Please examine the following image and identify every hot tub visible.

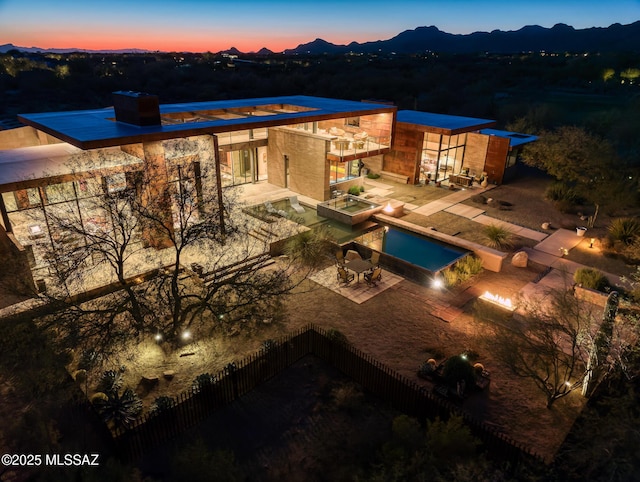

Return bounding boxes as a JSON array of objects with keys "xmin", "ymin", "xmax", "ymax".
[{"xmin": 316, "ymin": 195, "xmax": 382, "ymax": 225}]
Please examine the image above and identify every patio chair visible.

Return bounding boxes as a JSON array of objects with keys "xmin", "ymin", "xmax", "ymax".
[
  {"xmin": 345, "ymin": 249, "xmax": 361, "ymax": 261},
  {"xmin": 364, "ymin": 267, "xmax": 382, "ymax": 286},
  {"xmin": 337, "ymin": 265, "xmax": 354, "ymax": 285},
  {"xmin": 335, "ymin": 250, "xmax": 345, "ymax": 264},
  {"xmin": 369, "ymin": 251, "xmax": 380, "ymax": 267},
  {"xmin": 289, "ymin": 196, "xmax": 305, "ymax": 214}
]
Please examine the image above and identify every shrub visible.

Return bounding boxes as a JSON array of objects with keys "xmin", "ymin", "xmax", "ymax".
[
  {"xmin": 261, "ymin": 338, "xmax": 277, "ymax": 352},
  {"xmin": 366, "ymin": 172, "xmax": 380, "ymax": 179},
  {"xmin": 545, "ymin": 182, "xmax": 578, "ymax": 203},
  {"xmin": 574, "ymin": 267, "xmax": 610, "ymax": 292},
  {"xmin": 455, "ymin": 255, "xmax": 483, "ymax": 277},
  {"xmin": 470, "ymin": 194, "xmax": 487, "ymax": 204},
  {"xmin": 608, "ymin": 217, "xmax": 640, "ymax": 245},
  {"xmin": 150, "ymin": 396, "xmax": 175, "ymax": 416},
  {"xmin": 192, "ymin": 373, "xmax": 217, "ymax": 393},
  {"xmin": 442, "ymin": 256, "xmax": 483, "ymax": 288},
  {"xmin": 332, "ymin": 383, "xmax": 364, "ymax": 412},
  {"xmin": 325, "ymin": 328, "xmax": 350, "ymax": 345},
  {"xmin": 483, "ymin": 224, "xmax": 513, "ymax": 250},
  {"xmin": 442, "ymin": 268, "xmax": 459, "ymax": 288},
  {"xmin": 348, "ymin": 186, "xmax": 361, "ymax": 196},
  {"xmin": 442, "ymin": 355, "xmax": 475, "ymax": 387}
]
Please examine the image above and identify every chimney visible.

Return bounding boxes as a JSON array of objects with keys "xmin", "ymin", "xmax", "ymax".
[{"xmin": 112, "ymin": 91, "xmax": 161, "ymax": 126}]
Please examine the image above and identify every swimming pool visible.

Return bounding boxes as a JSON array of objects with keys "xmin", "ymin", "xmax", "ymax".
[{"xmin": 381, "ymin": 227, "xmax": 467, "ymax": 272}]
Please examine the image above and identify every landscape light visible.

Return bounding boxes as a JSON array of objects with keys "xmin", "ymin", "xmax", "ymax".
[
  {"xmin": 431, "ymin": 277, "xmax": 444, "ymax": 289},
  {"xmin": 154, "ymin": 333, "xmax": 162, "ymax": 342},
  {"xmin": 589, "ymin": 238, "xmax": 595, "ymax": 248},
  {"xmin": 182, "ymin": 330, "xmax": 191, "ymax": 340}
]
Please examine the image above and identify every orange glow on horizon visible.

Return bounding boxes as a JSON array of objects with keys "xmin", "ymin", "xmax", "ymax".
[{"xmin": 5, "ymin": 30, "xmax": 310, "ymax": 53}]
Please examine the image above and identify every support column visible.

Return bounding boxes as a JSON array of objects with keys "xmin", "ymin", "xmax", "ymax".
[
  {"xmin": 211, "ymin": 135, "xmax": 226, "ymax": 234},
  {"xmin": 123, "ymin": 141, "xmax": 174, "ymax": 249}
]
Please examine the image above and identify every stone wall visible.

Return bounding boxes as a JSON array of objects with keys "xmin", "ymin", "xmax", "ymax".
[
  {"xmin": 0, "ymin": 126, "xmax": 63, "ymax": 149},
  {"xmin": 267, "ymin": 128, "xmax": 330, "ymax": 201},
  {"xmin": 464, "ymin": 133, "xmax": 489, "ymax": 178}
]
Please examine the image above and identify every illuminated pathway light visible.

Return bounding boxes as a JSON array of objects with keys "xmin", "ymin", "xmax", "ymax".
[{"xmin": 383, "ymin": 202, "xmax": 394, "ymax": 214}]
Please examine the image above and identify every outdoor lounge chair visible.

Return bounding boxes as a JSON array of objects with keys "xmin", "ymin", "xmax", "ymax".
[
  {"xmin": 264, "ymin": 201, "xmax": 277, "ymax": 214},
  {"xmin": 337, "ymin": 265, "xmax": 354, "ymax": 285},
  {"xmin": 335, "ymin": 250, "xmax": 345, "ymax": 264},
  {"xmin": 364, "ymin": 267, "xmax": 382, "ymax": 286},
  {"xmin": 289, "ymin": 196, "xmax": 305, "ymax": 214}
]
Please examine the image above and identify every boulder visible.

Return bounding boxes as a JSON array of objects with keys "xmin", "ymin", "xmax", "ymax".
[{"xmin": 511, "ymin": 251, "xmax": 528, "ymax": 268}]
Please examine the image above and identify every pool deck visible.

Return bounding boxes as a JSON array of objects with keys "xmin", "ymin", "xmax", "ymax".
[{"xmin": 236, "ymin": 179, "xmax": 629, "ymax": 309}]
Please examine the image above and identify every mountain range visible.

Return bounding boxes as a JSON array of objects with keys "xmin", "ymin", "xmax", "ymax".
[{"xmin": 2, "ymin": 21, "xmax": 639, "ymax": 56}]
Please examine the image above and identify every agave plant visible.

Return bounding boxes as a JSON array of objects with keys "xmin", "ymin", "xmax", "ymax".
[
  {"xmin": 149, "ymin": 395, "xmax": 175, "ymax": 416},
  {"xmin": 96, "ymin": 369, "xmax": 123, "ymax": 395},
  {"xmin": 608, "ymin": 217, "xmax": 640, "ymax": 245},
  {"xmin": 95, "ymin": 388, "xmax": 142, "ymax": 429},
  {"xmin": 483, "ymin": 224, "xmax": 514, "ymax": 250}
]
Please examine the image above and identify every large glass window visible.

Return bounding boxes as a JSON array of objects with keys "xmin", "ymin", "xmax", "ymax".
[
  {"xmin": 329, "ymin": 160, "xmax": 361, "ymax": 184},
  {"xmin": 421, "ymin": 132, "xmax": 467, "ymax": 181}
]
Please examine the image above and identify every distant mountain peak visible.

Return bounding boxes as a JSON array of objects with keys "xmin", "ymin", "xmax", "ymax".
[{"xmin": 3, "ymin": 22, "xmax": 640, "ymax": 56}]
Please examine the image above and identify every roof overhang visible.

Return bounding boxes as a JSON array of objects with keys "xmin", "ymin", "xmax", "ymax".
[
  {"xmin": 396, "ymin": 110, "xmax": 496, "ymax": 135},
  {"xmin": 0, "ymin": 143, "xmax": 143, "ymax": 192},
  {"xmin": 18, "ymin": 95, "xmax": 397, "ymax": 150},
  {"xmin": 479, "ymin": 129, "xmax": 538, "ymax": 148}
]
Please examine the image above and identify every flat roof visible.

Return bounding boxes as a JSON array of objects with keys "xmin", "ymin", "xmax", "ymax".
[
  {"xmin": 18, "ymin": 95, "xmax": 396, "ymax": 150},
  {"xmin": 479, "ymin": 129, "xmax": 538, "ymax": 147},
  {"xmin": 396, "ymin": 110, "xmax": 496, "ymax": 135},
  {"xmin": 0, "ymin": 143, "xmax": 143, "ymax": 191}
]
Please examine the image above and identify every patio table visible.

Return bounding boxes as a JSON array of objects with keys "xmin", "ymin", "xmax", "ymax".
[{"xmin": 345, "ymin": 258, "xmax": 373, "ymax": 283}]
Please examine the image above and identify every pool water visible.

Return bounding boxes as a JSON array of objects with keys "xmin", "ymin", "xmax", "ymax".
[
  {"xmin": 381, "ymin": 227, "xmax": 467, "ymax": 272},
  {"xmin": 270, "ymin": 199, "xmax": 375, "ymax": 243},
  {"xmin": 326, "ymin": 196, "xmax": 377, "ymax": 213}
]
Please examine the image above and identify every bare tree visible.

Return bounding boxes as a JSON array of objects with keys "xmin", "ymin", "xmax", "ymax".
[
  {"xmin": 132, "ymin": 146, "xmax": 330, "ymax": 343},
  {"xmin": 34, "ymin": 139, "xmax": 331, "ymax": 359},
  {"xmin": 476, "ymin": 282, "xmax": 596, "ymax": 408}
]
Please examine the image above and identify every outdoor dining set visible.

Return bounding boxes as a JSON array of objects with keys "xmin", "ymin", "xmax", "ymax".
[{"xmin": 336, "ymin": 249, "xmax": 383, "ymax": 287}]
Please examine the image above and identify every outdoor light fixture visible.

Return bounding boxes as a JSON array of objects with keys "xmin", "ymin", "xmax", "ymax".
[
  {"xmin": 431, "ymin": 277, "xmax": 444, "ymax": 289},
  {"xmin": 182, "ymin": 330, "xmax": 191, "ymax": 340},
  {"xmin": 154, "ymin": 333, "xmax": 162, "ymax": 342},
  {"xmin": 383, "ymin": 202, "xmax": 394, "ymax": 214},
  {"xmin": 589, "ymin": 238, "xmax": 595, "ymax": 248}
]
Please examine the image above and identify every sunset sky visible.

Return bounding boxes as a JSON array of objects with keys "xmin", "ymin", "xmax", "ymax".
[{"xmin": 1, "ymin": 0, "xmax": 639, "ymax": 53}]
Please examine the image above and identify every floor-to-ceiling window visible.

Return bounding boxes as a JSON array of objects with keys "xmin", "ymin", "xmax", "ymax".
[{"xmin": 420, "ymin": 132, "xmax": 467, "ymax": 182}]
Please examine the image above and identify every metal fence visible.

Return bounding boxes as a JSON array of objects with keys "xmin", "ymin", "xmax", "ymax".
[{"xmin": 111, "ymin": 325, "xmax": 543, "ymax": 467}]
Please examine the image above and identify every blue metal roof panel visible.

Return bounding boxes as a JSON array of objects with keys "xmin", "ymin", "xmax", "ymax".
[
  {"xmin": 479, "ymin": 129, "xmax": 538, "ymax": 147},
  {"xmin": 18, "ymin": 96, "xmax": 396, "ymax": 149},
  {"xmin": 396, "ymin": 110, "xmax": 495, "ymax": 133}
]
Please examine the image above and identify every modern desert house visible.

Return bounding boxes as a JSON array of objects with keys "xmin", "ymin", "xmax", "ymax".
[{"xmin": 0, "ymin": 92, "xmax": 535, "ymax": 293}]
